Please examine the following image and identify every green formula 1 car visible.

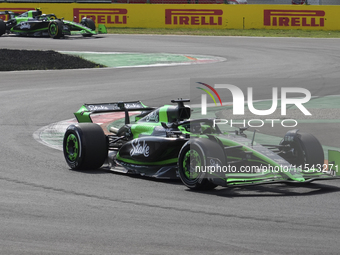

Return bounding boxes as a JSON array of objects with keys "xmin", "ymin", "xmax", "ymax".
[
  {"xmin": 0, "ymin": 8, "xmax": 106, "ymax": 38},
  {"xmin": 63, "ymin": 99, "xmax": 340, "ymax": 190}
]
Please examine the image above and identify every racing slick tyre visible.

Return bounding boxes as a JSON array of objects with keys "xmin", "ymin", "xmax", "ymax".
[
  {"xmin": 81, "ymin": 18, "xmax": 95, "ymax": 37},
  {"xmin": 178, "ymin": 141, "xmax": 218, "ymax": 190},
  {"xmin": 280, "ymin": 131, "xmax": 324, "ymax": 170},
  {"xmin": 63, "ymin": 123, "xmax": 108, "ymax": 170},
  {"xmin": 0, "ymin": 19, "xmax": 6, "ymax": 36},
  {"xmin": 48, "ymin": 20, "xmax": 63, "ymax": 39}
]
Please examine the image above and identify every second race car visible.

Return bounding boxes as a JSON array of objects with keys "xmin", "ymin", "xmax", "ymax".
[{"xmin": 0, "ymin": 8, "xmax": 106, "ymax": 38}]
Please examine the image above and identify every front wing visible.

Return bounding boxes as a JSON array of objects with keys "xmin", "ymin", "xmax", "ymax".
[{"xmin": 204, "ymin": 150, "xmax": 340, "ymax": 187}]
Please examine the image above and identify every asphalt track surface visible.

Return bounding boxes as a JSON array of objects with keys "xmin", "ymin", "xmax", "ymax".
[{"xmin": 1, "ymin": 34, "xmax": 340, "ymax": 255}]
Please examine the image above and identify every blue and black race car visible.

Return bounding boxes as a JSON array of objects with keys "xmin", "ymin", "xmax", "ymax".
[{"xmin": 63, "ymin": 99, "xmax": 340, "ymax": 190}]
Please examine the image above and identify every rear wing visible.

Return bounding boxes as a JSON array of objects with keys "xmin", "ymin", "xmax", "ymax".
[
  {"xmin": 0, "ymin": 11, "xmax": 13, "ymax": 15},
  {"xmin": 74, "ymin": 101, "xmax": 155, "ymax": 124},
  {"xmin": 0, "ymin": 11, "xmax": 18, "ymax": 19}
]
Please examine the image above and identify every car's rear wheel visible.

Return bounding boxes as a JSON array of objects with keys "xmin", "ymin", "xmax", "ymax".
[
  {"xmin": 63, "ymin": 123, "xmax": 108, "ymax": 170},
  {"xmin": 280, "ymin": 131, "xmax": 324, "ymax": 170},
  {"xmin": 178, "ymin": 142, "xmax": 217, "ymax": 190},
  {"xmin": 0, "ymin": 19, "xmax": 6, "ymax": 36},
  {"xmin": 48, "ymin": 20, "xmax": 63, "ymax": 39}
]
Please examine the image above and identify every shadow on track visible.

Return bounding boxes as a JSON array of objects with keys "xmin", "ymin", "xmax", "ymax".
[
  {"xmin": 68, "ymin": 167, "xmax": 184, "ymax": 185},
  {"xmin": 190, "ymin": 182, "xmax": 340, "ymax": 197},
  {"xmin": 69, "ymin": 167, "xmax": 340, "ymax": 196},
  {"xmin": 2, "ymin": 34, "xmax": 105, "ymax": 40}
]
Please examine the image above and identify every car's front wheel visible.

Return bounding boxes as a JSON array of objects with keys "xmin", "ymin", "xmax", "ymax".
[
  {"xmin": 178, "ymin": 142, "xmax": 217, "ymax": 190},
  {"xmin": 81, "ymin": 18, "xmax": 95, "ymax": 37},
  {"xmin": 280, "ymin": 131, "xmax": 324, "ymax": 170}
]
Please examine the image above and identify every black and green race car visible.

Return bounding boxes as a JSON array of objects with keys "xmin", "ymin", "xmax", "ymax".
[
  {"xmin": 0, "ymin": 8, "xmax": 106, "ymax": 38},
  {"xmin": 63, "ymin": 99, "xmax": 340, "ymax": 190}
]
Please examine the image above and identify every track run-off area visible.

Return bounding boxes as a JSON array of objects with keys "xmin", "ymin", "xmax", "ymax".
[
  {"xmin": 61, "ymin": 51, "xmax": 226, "ymax": 68},
  {"xmin": 1, "ymin": 34, "xmax": 340, "ymax": 254}
]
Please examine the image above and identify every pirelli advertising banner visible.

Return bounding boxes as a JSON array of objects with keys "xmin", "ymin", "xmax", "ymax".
[{"xmin": 1, "ymin": 3, "xmax": 339, "ymax": 31}]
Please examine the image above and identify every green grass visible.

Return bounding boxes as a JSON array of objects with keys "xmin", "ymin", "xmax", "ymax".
[{"xmin": 107, "ymin": 27, "xmax": 340, "ymax": 38}]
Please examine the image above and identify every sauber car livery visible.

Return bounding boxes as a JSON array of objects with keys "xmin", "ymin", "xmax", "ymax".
[
  {"xmin": 0, "ymin": 8, "xmax": 106, "ymax": 38},
  {"xmin": 63, "ymin": 99, "xmax": 340, "ymax": 190}
]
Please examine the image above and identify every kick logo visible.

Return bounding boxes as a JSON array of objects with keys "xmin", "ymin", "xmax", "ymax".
[{"xmin": 130, "ymin": 139, "xmax": 150, "ymax": 157}]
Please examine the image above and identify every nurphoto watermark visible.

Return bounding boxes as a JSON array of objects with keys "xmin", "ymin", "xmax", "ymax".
[{"xmin": 193, "ymin": 79, "xmax": 312, "ymax": 128}]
